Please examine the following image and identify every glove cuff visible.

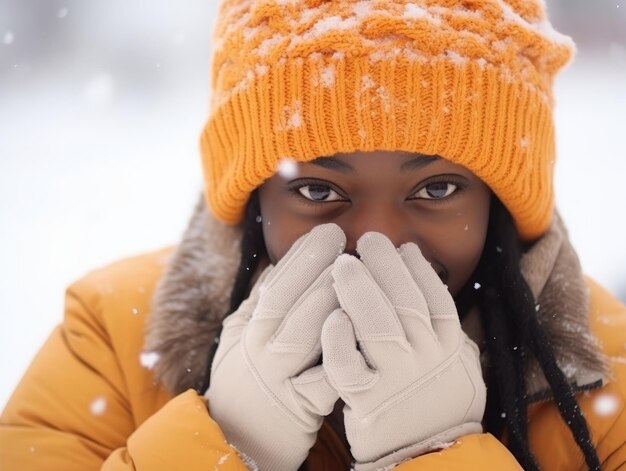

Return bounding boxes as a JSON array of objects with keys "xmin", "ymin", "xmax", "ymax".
[
  {"xmin": 228, "ymin": 429, "xmax": 317, "ymax": 471},
  {"xmin": 353, "ymin": 423, "xmax": 482, "ymax": 471}
]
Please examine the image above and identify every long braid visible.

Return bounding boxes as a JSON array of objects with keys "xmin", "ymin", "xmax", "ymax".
[
  {"xmin": 198, "ymin": 190, "xmax": 266, "ymax": 392},
  {"xmin": 477, "ymin": 198, "xmax": 600, "ymax": 470},
  {"xmin": 478, "ymin": 200, "xmax": 538, "ymax": 469},
  {"xmin": 526, "ymin": 316, "xmax": 600, "ymax": 470},
  {"xmin": 479, "ymin": 267, "xmax": 536, "ymax": 465},
  {"xmin": 226, "ymin": 190, "xmax": 267, "ymax": 313}
]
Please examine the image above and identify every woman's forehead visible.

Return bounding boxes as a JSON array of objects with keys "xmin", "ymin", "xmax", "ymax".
[{"xmin": 300, "ymin": 151, "xmax": 475, "ymax": 178}]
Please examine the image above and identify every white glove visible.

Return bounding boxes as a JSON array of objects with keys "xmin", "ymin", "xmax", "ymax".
[
  {"xmin": 322, "ymin": 232, "xmax": 486, "ymax": 470},
  {"xmin": 206, "ymin": 224, "xmax": 345, "ymax": 471}
]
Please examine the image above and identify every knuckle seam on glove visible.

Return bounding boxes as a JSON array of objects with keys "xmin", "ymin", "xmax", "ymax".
[
  {"xmin": 252, "ymin": 307, "xmax": 287, "ymax": 319},
  {"xmin": 332, "ymin": 370, "xmax": 380, "ymax": 392},
  {"xmin": 290, "ymin": 370, "xmax": 325, "ymax": 386},
  {"xmin": 394, "ymin": 307, "xmax": 439, "ymax": 341},
  {"xmin": 270, "ymin": 340, "xmax": 317, "ymax": 354},
  {"xmin": 286, "ymin": 380, "xmax": 327, "ymax": 428},
  {"xmin": 242, "ymin": 343, "xmax": 314, "ymax": 432},
  {"xmin": 458, "ymin": 355, "xmax": 484, "ymax": 422},
  {"xmin": 357, "ymin": 333, "xmax": 411, "ymax": 343},
  {"xmin": 345, "ymin": 303, "xmax": 405, "ymax": 341},
  {"xmin": 287, "ymin": 383, "xmax": 331, "ymax": 425},
  {"xmin": 360, "ymin": 347, "xmax": 463, "ymax": 419},
  {"xmin": 429, "ymin": 313, "xmax": 459, "ymax": 320}
]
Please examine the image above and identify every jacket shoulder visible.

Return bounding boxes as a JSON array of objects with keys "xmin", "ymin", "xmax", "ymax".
[
  {"xmin": 586, "ymin": 277, "xmax": 626, "ymax": 357},
  {"xmin": 68, "ymin": 247, "xmax": 174, "ymax": 316},
  {"xmin": 62, "ymin": 248, "xmax": 177, "ymax": 424},
  {"xmin": 0, "ymin": 248, "xmax": 178, "ymax": 468},
  {"xmin": 528, "ymin": 278, "xmax": 626, "ymax": 470}
]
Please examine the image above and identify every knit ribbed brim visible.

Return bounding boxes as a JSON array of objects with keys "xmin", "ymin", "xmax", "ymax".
[{"xmin": 200, "ymin": 0, "xmax": 574, "ymax": 240}]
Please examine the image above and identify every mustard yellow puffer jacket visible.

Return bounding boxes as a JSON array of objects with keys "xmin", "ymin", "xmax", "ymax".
[{"xmin": 1, "ymin": 210, "xmax": 625, "ymax": 470}]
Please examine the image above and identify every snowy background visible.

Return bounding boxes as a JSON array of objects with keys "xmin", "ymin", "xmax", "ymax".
[{"xmin": 1, "ymin": 1, "xmax": 625, "ymax": 409}]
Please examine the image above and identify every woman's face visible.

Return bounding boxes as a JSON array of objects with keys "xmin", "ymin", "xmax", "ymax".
[{"xmin": 258, "ymin": 151, "xmax": 491, "ymax": 297}]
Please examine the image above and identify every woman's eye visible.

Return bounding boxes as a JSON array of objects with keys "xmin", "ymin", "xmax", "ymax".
[
  {"xmin": 298, "ymin": 184, "xmax": 344, "ymax": 202},
  {"xmin": 415, "ymin": 182, "xmax": 458, "ymax": 199}
]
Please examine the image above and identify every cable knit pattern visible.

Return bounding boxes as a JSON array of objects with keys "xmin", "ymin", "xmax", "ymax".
[{"xmin": 200, "ymin": 0, "xmax": 574, "ymax": 240}]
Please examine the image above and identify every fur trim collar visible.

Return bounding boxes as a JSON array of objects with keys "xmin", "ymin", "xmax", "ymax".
[
  {"xmin": 145, "ymin": 198, "xmax": 607, "ymax": 400},
  {"xmin": 519, "ymin": 214, "xmax": 607, "ymax": 400},
  {"xmin": 144, "ymin": 198, "xmax": 241, "ymax": 393}
]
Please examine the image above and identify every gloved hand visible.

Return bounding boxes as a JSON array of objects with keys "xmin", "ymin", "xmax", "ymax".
[
  {"xmin": 206, "ymin": 224, "xmax": 345, "ymax": 471},
  {"xmin": 322, "ymin": 232, "xmax": 486, "ymax": 470}
]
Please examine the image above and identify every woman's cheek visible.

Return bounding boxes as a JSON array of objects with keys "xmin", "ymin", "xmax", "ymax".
[
  {"xmin": 261, "ymin": 215, "xmax": 316, "ymax": 264},
  {"xmin": 262, "ymin": 222, "xmax": 289, "ymax": 264},
  {"xmin": 447, "ymin": 224, "xmax": 489, "ymax": 294}
]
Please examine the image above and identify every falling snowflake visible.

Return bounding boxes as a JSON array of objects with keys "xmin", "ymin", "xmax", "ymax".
[
  {"xmin": 140, "ymin": 351, "xmax": 160, "ymax": 369},
  {"xmin": 58, "ymin": 8, "xmax": 69, "ymax": 19},
  {"xmin": 84, "ymin": 73, "xmax": 114, "ymax": 107},
  {"xmin": 90, "ymin": 396, "xmax": 107, "ymax": 416},
  {"xmin": 3, "ymin": 31, "xmax": 14, "ymax": 45},
  {"xmin": 593, "ymin": 393, "xmax": 620, "ymax": 417},
  {"xmin": 277, "ymin": 158, "xmax": 298, "ymax": 178}
]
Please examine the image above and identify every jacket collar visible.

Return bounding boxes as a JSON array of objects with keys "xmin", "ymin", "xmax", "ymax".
[
  {"xmin": 145, "ymin": 198, "xmax": 607, "ymax": 401},
  {"xmin": 519, "ymin": 214, "xmax": 607, "ymax": 400}
]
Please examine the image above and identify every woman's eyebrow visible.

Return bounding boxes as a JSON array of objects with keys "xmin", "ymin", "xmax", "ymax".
[
  {"xmin": 309, "ymin": 157, "xmax": 355, "ymax": 173},
  {"xmin": 308, "ymin": 154, "xmax": 439, "ymax": 173},
  {"xmin": 400, "ymin": 154, "xmax": 440, "ymax": 172}
]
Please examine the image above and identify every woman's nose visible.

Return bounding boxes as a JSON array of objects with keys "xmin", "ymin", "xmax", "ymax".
[{"xmin": 341, "ymin": 206, "xmax": 415, "ymax": 256}]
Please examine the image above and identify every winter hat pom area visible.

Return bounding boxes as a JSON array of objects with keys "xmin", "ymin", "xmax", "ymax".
[{"xmin": 199, "ymin": 0, "xmax": 575, "ymax": 240}]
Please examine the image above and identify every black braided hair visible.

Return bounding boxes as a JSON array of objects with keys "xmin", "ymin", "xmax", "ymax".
[
  {"xmin": 202, "ymin": 191, "xmax": 601, "ymax": 470},
  {"xmin": 476, "ymin": 197, "xmax": 600, "ymax": 470}
]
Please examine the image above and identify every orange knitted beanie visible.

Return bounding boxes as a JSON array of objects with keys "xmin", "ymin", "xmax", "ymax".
[{"xmin": 200, "ymin": 0, "xmax": 574, "ymax": 240}]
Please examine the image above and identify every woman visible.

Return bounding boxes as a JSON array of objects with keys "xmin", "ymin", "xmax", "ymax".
[{"xmin": 1, "ymin": 0, "xmax": 625, "ymax": 469}]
